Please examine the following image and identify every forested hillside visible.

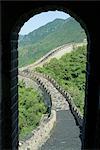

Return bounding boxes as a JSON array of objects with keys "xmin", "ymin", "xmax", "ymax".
[
  {"xmin": 18, "ymin": 81, "xmax": 47, "ymax": 140},
  {"xmin": 35, "ymin": 45, "xmax": 87, "ymax": 114},
  {"xmin": 18, "ymin": 17, "xmax": 86, "ymax": 67}
]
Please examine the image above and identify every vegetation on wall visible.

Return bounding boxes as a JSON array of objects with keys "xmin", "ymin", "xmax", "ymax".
[
  {"xmin": 18, "ymin": 81, "xmax": 47, "ymax": 140},
  {"xmin": 35, "ymin": 45, "xmax": 87, "ymax": 114},
  {"xmin": 18, "ymin": 17, "xmax": 86, "ymax": 67}
]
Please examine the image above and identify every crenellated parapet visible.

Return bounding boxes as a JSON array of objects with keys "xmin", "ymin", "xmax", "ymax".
[
  {"xmin": 19, "ymin": 70, "xmax": 83, "ymax": 127},
  {"xmin": 31, "ymin": 71, "xmax": 83, "ymax": 127}
]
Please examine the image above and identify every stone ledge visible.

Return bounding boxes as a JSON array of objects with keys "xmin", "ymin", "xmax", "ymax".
[
  {"xmin": 19, "ymin": 110, "xmax": 56, "ymax": 150},
  {"xmin": 18, "ymin": 75, "xmax": 56, "ymax": 150}
]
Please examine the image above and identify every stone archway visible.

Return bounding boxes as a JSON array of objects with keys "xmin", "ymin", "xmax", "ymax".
[{"xmin": 1, "ymin": 1, "xmax": 99, "ymax": 149}]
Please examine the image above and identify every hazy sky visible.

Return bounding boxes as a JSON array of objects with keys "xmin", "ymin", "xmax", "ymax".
[{"xmin": 19, "ymin": 10, "xmax": 70, "ymax": 35}]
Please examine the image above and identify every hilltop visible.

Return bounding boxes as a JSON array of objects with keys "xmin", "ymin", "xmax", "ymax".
[{"xmin": 18, "ymin": 17, "xmax": 86, "ymax": 67}]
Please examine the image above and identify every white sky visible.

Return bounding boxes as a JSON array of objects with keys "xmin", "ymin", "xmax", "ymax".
[{"xmin": 19, "ymin": 10, "xmax": 70, "ymax": 35}]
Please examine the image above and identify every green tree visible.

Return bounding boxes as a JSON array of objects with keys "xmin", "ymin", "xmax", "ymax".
[{"xmin": 18, "ymin": 81, "xmax": 47, "ymax": 140}]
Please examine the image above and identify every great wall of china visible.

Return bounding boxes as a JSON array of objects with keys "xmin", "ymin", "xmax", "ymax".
[
  {"xmin": 19, "ymin": 42, "xmax": 87, "ymax": 71},
  {"xmin": 18, "ymin": 42, "xmax": 86, "ymax": 149},
  {"xmin": 19, "ymin": 69, "xmax": 83, "ymax": 149}
]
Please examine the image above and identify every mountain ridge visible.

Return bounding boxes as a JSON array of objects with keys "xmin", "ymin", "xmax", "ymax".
[
  {"xmin": 18, "ymin": 17, "xmax": 86, "ymax": 67},
  {"xmin": 19, "ymin": 18, "xmax": 67, "ymax": 46}
]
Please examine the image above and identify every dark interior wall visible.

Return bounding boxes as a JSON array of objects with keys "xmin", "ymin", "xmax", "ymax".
[{"xmin": 0, "ymin": 1, "xmax": 100, "ymax": 149}]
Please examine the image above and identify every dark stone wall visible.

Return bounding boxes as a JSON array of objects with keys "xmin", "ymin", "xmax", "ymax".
[{"xmin": 0, "ymin": 1, "xmax": 100, "ymax": 149}]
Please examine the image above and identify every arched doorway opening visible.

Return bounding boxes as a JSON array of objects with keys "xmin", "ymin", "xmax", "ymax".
[{"xmin": 17, "ymin": 9, "xmax": 88, "ymax": 149}]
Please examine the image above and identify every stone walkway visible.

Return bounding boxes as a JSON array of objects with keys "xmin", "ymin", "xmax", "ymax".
[
  {"xmin": 34, "ymin": 73, "xmax": 69, "ymax": 111},
  {"xmin": 19, "ymin": 71, "xmax": 82, "ymax": 150},
  {"xmin": 40, "ymin": 110, "xmax": 81, "ymax": 150},
  {"xmin": 33, "ymin": 73, "xmax": 81, "ymax": 150}
]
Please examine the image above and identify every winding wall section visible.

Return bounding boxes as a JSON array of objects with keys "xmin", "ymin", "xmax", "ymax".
[
  {"xmin": 19, "ymin": 70, "xmax": 82, "ymax": 149},
  {"xmin": 19, "ymin": 70, "xmax": 83, "ymax": 127},
  {"xmin": 19, "ymin": 42, "xmax": 87, "ymax": 71}
]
